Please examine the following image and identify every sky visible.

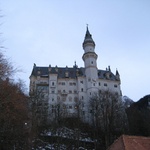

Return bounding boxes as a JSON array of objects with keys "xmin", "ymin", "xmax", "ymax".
[{"xmin": 0, "ymin": 0, "xmax": 150, "ymax": 101}]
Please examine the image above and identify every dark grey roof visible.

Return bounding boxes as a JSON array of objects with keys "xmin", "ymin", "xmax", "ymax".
[
  {"xmin": 97, "ymin": 70, "xmax": 118, "ymax": 81},
  {"xmin": 31, "ymin": 65, "xmax": 119, "ymax": 81},
  {"xmin": 83, "ymin": 26, "xmax": 95, "ymax": 47}
]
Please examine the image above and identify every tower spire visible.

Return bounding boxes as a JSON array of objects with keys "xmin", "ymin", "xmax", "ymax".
[
  {"xmin": 116, "ymin": 69, "xmax": 120, "ymax": 80},
  {"xmin": 86, "ymin": 24, "xmax": 90, "ymax": 37},
  {"xmin": 86, "ymin": 24, "xmax": 88, "ymax": 30},
  {"xmin": 83, "ymin": 25, "xmax": 95, "ymax": 48}
]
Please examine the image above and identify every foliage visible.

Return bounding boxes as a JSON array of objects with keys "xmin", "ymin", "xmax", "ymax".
[
  {"xmin": 0, "ymin": 48, "xmax": 29, "ymax": 149},
  {"xmin": 0, "ymin": 51, "xmax": 17, "ymax": 80},
  {"xmin": 126, "ymin": 95, "xmax": 150, "ymax": 136},
  {"xmin": 0, "ymin": 79, "xmax": 29, "ymax": 149},
  {"xmin": 30, "ymin": 88, "xmax": 129, "ymax": 149},
  {"xmin": 88, "ymin": 90, "xmax": 128, "ymax": 149},
  {"xmin": 30, "ymin": 86, "xmax": 49, "ymax": 140}
]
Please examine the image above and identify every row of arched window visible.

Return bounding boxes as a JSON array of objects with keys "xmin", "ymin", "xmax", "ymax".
[{"xmin": 57, "ymin": 96, "xmax": 78, "ymax": 102}]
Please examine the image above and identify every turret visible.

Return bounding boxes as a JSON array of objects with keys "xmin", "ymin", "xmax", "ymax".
[
  {"xmin": 82, "ymin": 26, "xmax": 98, "ymax": 95},
  {"xmin": 82, "ymin": 26, "xmax": 98, "ymax": 69},
  {"xmin": 83, "ymin": 26, "xmax": 95, "ymax": 53},
  {"xmin": 116, "ymin": 69, "xmax": 120, "ymax": 81}
]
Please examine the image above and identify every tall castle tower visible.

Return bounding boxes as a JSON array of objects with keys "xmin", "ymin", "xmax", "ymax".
[{"xmin": 82, "ymin": 26, "xmax": 98, "ymax": 96}]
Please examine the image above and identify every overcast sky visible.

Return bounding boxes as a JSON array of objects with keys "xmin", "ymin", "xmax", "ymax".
[{"xmin": 1, "ymin": 0, "xmax": 150, "ymax": 101}]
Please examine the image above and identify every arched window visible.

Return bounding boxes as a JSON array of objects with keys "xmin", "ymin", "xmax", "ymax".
[
  {"xmin": 69, "ymin": 96, "xmax": 72, "ymax": 101},
  {"xmin": 57, "ymin": 96, "xmax": 60, "ymax": 100},
  {"xmin": 74, "ymin": 97, "xmax": 78, "ymax": 102}
]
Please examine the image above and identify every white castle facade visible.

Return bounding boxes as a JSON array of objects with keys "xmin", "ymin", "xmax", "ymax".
[{"xmin": 29, "ymin": 27, "xmax": 122, "ymax": 122}]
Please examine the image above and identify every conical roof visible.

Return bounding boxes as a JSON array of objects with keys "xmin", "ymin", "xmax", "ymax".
[{"xmin": 83, "ymin": 26, "xmax": 95, "ymax": 47}]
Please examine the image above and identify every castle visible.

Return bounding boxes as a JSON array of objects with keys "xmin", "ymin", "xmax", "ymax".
[{"xmin": 29, "ymin": 27, "xmax": 122, "ymax": 122}]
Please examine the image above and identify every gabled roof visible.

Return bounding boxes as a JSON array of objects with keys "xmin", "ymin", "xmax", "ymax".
[
  {"xmin": 30, "ymin": 65, "xmax": 119, "ymax": 81},
  {"xmin": 107, "ymin": 135, "xmax": 150, "ymax": 150}
]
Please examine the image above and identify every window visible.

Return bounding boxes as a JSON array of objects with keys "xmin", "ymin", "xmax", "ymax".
[
  {"xmin": 52, "ymin": 98, "xmax": 54, "ymax": 101},
  {"xmin": 62, "ymin": 97, "xmax": 66, "ymax": 101},
  {"xmin": 74, "ymin": 105, "xmax": 78, "ymax": 109},
  {"xmin": 80, "ymin": 81, "xmax": 83, "ymax": 84},
  {"xmin": 99, "ymin": 82, "xmax": 101, "ymax": 86},
  {"xmin": 52, "ymin": 90, "xmax": 55, "ymax": 93},
  {"xmin": 65, "ymin": 72, "xmax": 69, "ymax": 77},
  {"xmin": 82, "ymin": 96, "xmax": 84, "ymax": 100},
  {"xmin": 69, "ymin": 96, "xmax": 72, "ymax": 101},
  {"xmin": 74, "ymin": 97, "xmax": 78, "ymax": 102},
  {"xmin": 70, "ymin": 82, "xmax": 76, "ymax": 86},
  {"xmin": 114, "ymin": 84, "xmax": 118, "ymax": 88},
  {"xmin": 62, "ymin": 82, "xmax": 65, "ymax": 85},
  {"xmin": 81, "ymin": 88, "xmax": 83, "ymax": 92},
  {"xmin": 74, "ymin": 90, "xmax": 77, "ymax": 93},
  {"xmin": 91, "ymin": 61, "xmax": 93, "ymax": 64},
  {"xmin": 69, "ymin": 105, "xmax": 72, "ymax": 109},
  {"xmin": 37, "ymin": 85, "xmax": 48, "ymax": 92},
  {"xmin": 63, "ymin": 104, "xmax": 66, "ymax": 109},
  {"xmin": 52, "ymin": 82, "xmax": 54, "ymax": 86},
  {"xmin": 93, "ymin": 83, "xmax": 95, "ymax": 86},
  {"xmin": 59, "ymin": 82, "xmax": 65, "ymax": 85},
  {"xmin": 115, "ymin": 92, "xmax": 119, "ymax": 96},
  {"xmin": 69, "ymin": 90, "xmax": 72, "ymax": 93},
  {"xmin": 104, "ymin": 83, "xmax": 107, "ymax": 86}
]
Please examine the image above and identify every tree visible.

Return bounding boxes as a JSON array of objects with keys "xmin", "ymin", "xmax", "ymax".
[
  {"xmin": 0, "ymin": 14, "xmax": 29, "ymax": 149},
  {"xmin": 30, "ymin": 85, "xmax": 49, "ymax": 137},
  {"xmin": 52, "ymin": 101, "xmax": 68, "ymax": 124},
  {"xmin": 0, "ymin": 51, "xmax": 16, "ymax": 80},
  {"xmin": 0, "ymin": 47, "xmax": 29, "ymax": 149},
  {"xmin": 126, "ymin": 95, "xmax": 150, "ymax": 136},
  {"xmin": 0, "ymin": 79, "xmax": 29, "ymax": 149},
  {"xmin": 88, "ymin": 90, "xmax": 128, "ymax": 149},
  {"xmin": 73, "ymin": 99, "xmax": 84, "ymax": 148}
]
